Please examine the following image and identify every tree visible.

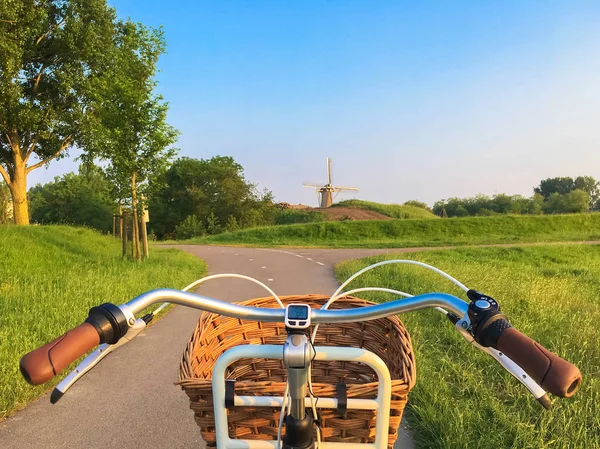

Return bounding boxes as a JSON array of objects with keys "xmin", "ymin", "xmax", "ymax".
[
  {"xmin": 522, "ymin": 193, "xmax": 544, "ymax": 215},
  {"xmin": 28, "ymin": 164, "xmax": 115, "ymax": 231},
  {"xmin": 534, "ymin": 176, "xmax": 599, "ymax": 211},
  {"xmin": 534, "ymin": 177, "xmax": 575, "ymax": 199},
  {"xmin": 543, "ymin": 190, "xmax": 590, "ymax": 214},
  {"xmin": 83, "ymin": 21, "xmax": 178, "ymax": 259},
  {"xmin": 432, "ymin": 194, "xmax": 544, "ymax": 217},
  {"xmin": 574, "ymin": 176, "xmax": 599, "ymax": 209},
  {"xmin": 491, "ymin": 194, "xmax": 512, "ymax": 214},
  {"xmin": 150, "ymin": 156, "xmax": 276, "ymax": 239},
  {"xmin": 0, "ymin": 0, "xmax": 116, "ymax": 224},
  {"xmin": 454, "ymin": 205, "xmax": 469, "ymax": 217}
]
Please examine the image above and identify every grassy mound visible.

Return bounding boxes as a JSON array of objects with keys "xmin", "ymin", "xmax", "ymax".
[
  {"xmin": 333, "ymin": 199, "xmax": 438, "ymax": 219},
  {"xmin": 336, "ymin": 245, "xmax": 599, "ymax": 448},
  {"xmin": 199, "ymin": 213, "xmax": 600, "ymax": 248},
  {"xmin": 0, "ymin": 225, "xmax": 205, "ymax": 419}
]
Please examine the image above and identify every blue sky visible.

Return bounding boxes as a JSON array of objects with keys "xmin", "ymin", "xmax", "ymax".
[{"xmin": 30, "ymin": 0, "xmax": 600, "ymax": 206}]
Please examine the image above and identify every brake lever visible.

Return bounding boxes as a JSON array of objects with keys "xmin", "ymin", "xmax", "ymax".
[
  {"xmin": 453, "ymin": 319, "xmax": 552, "ymax": 409},
  {"xmin": 50, "ymin": 318, "xmax": 147, "ymax": 403}
]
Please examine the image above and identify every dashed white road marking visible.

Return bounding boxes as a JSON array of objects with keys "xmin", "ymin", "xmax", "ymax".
[
  {"xmin": 255, "ymin": 247, "xmax": 327, "ymax": 267},
  {"xmin": 250, "ymin": 259, "xmax": 254, "ymax": 261},
  {"xmin": 267, "ymin": 278, "xmax": 274, "ymax": 282},
  {"xmin": 262, "ymin": 266, "xmax": 267, "ymax": 269}
]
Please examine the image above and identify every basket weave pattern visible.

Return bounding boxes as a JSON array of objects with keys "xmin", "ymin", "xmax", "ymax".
[{"xmin": 177, "ymin": 294, "xmax": 416, "ymax": 448}]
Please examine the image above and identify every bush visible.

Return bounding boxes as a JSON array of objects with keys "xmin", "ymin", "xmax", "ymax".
[
  {"xmin": 173, "ymin": 215, "xmax": 205, "ymax": 239},
  {"xmin": 225, "ymin": 215, "xmax": 240, "ymax": 232},
  {"xmin": 403, "ymin": 200, "xmax": 430, "ymax": 210},
  {"xmin": 206, "ymin": 211, "xmax": 222, "ymax": 235},
  {"xmin": 275, "ymin": 209, "xmax": 325, "ymax": 225}
]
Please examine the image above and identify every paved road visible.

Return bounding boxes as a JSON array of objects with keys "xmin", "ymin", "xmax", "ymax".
[{"xmin": 1, "ymin": 245, "xmax": 415, "ymax": 449}]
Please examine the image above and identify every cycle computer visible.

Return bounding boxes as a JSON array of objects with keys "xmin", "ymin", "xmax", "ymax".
[{"xmin": 285, "ymin": 304, "xmax": 311, "ymax": 329}]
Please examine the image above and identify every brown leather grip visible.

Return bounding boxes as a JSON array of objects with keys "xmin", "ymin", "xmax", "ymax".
[
  {"xmin": 496, "ymin": 327, "xmax": 581, "ymax": 397},
  {"xmin": 20, "ymin": 323, "xmax": 100, "ymax": 385}
]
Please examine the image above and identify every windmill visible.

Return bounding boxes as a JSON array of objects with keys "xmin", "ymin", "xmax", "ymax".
[{"xmin": 303, "ymin": 157, "xmax": 359, "ymax": 208}]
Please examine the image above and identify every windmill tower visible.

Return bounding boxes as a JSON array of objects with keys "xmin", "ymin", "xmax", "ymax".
[{"xmin": 303, "ymin": 157, "xmax": 359, "ymax": 208}]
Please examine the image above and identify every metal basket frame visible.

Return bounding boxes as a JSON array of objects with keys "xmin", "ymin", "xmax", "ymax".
[{"xmin": 178, "ymin": 295, "xmax": 416, "ymax": 448}]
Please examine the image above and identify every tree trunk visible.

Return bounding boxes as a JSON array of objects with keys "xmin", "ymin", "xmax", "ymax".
[
  {"xmin": 140, "ymin": 212, "xmax": 149, "ymax": 259},
  {"xmin": 1, "ymin": 132, "xmax": 71, "ymax": 226},
  {"xmin": 132, "ymin": 214, "xmax": 140, "ymax": 260},
  {"xmin": 10, "ymin": 155, "xmax": 29, "ymax": 225},
  {"xmin": 131, "ymin": 173, "xmax": 142, "ymax": 261},
  {"xmin": 123, "ymin": 211, "xmax": 129, "ymax": 258},
  {"xmin": 119, "ymin": 202, "xmax": 126, "ymax": 258}
]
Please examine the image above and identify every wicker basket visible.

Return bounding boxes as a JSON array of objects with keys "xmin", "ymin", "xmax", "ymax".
[{"xmin": 177, "ymin": 294, "xmax": 416, "ymax": 448}]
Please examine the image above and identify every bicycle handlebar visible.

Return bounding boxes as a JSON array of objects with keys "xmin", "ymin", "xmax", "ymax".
[
  {"xmin": 124, "ymin": 289, "xmax": 470, "ymax": 321},
  {"xmin": 496, "ymin": 328, "xmax": 581, "ymax": 397},
  {"xmin": 19, "ymin": 291, "xmax": 468, "ymax": 386},
  {"xmin": 20, "ymin": 323, "xmax": 100, "ymax": 385},
  {"xmin": 465, "ymin": 290, "xmax": 582, "ymax": 398},
  {"xmin": 19, "ymin": 288, "xmax": 582, "ymax": 400}
]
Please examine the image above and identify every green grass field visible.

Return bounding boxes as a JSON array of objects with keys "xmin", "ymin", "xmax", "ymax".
[
  {"xmin": 199, "ymin": 213, "xmax": 600, "ymax": 248},
  {"xmin": 333, "ymin": 199, "xmax": 438, "ymax": 219},
  {"xmin": 0, "ymin": 225, "xmax": 205, "ymax": 419},
  {"xmin": 336, "ymin": 245, "xmax": 599, "ymax": 449}
]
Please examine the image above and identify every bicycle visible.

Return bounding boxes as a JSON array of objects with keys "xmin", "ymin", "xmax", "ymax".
[{"xmin": 20, "ymin": 260, "xmax": 582, "ymax": 449}]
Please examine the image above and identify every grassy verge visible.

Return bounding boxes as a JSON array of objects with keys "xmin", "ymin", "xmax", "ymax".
[
  {"xmin": 195, "ymin": 213, "xmax": 600, "ymax": 248},
  {"xmin": 333, "ymin": 199, "xmax": 438, "ymax": 219},
  {"xmin": 335, "ymin": 245, "xmax": 599, "ymax": 449},
  {"xmin": 0, "ymin": 225, "xmax": 206, "ymax": 420}
]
